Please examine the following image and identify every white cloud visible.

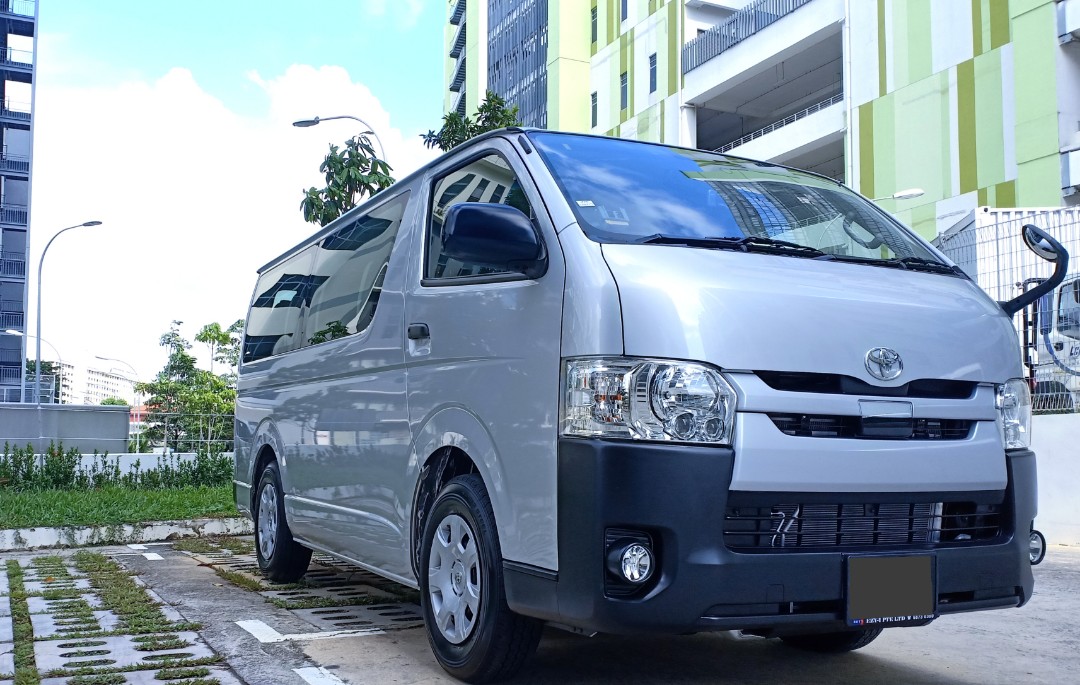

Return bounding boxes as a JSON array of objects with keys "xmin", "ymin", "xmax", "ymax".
[{"xmin": 27, "ymin": 63, "xmax": 437, "ymax": 380}]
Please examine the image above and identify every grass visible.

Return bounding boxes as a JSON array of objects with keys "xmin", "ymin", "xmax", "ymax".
[
  {"xmin": 4, "ymin": 559, "xmax": 39, "ymax": 685},
  {"xmin": 0, "ymin": 485, "xmax": 237, "ymax": 529}
]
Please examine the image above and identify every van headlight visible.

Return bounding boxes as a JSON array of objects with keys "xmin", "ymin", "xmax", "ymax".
[
  {"xmin": 996, "ymin": 378, "xmax": 1031, "ymax": 449},
  {"xmin": 562, "ymin": 358, "xmax": 736, "ymax": 445}
]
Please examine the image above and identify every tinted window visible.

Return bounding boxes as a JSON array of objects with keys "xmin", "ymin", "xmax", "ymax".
[
  {"xmin": 304, "ymin": 192, "xmax": 410, "ymax": 346},
  {"xmin": 427, "ymin": 154, "xmax": 533, "ymax": 280},
  {"xmin": 243, "ymin": 247, "xmax": 317, "ymax": 363},
  {"xmin": 1060, "ymin": 280, "xmax": 1080, "ymax": 340}
]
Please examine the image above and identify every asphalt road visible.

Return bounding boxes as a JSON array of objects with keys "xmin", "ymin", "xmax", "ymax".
[{"xmin": 6, "ymin": 542, "xmax": 1078, "ymax": 685}]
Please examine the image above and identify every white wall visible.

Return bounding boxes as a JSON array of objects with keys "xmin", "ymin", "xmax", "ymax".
[{"xmin": 1031, "ymin": 412, "xmax": 1080, "ymax": 546}]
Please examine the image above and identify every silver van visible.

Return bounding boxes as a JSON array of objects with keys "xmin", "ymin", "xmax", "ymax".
[{"xmin": 235, "ymin": 129, "xmax": 1064, "ymax": 683}]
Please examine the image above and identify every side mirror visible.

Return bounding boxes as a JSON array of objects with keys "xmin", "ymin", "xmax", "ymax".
[
  {"xmin": 442, "ymin": 203, "xmax": 546, "ymax": 278},
  {"xmin": 1000, "ymin": 224, "xmax": 1070, "ymax": 316},
  {"xmin": 1022, "ymin": 224, "xmax": 1063, "ymax": 262}
]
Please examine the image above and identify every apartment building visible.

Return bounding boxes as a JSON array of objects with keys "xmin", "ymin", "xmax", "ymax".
[
  {"xmin": 445, "ymin": 0, "xmax": 1080, "ymax": 238},
  {"xmin": 0, "ymin": 0, "xmax": 35, "ymax": 402},
  {"xmin": 58, "ymin": 360, "xmax": 137, "ymax": 406}
]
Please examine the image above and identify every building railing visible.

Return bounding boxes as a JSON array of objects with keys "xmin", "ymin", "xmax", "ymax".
[
  {"xmin": 449, "ymin": 0, "xmax": 465, "ymax": 26},
  {"xmin": 713, "ymin": 92, "xmax": 845, "ymax": 153},
  {"xmin": 0, "ymin": 203, "xmax": 28, "ymax": 225},
  {"xmin": 0, "ymin": 298, "xmax": 22, "ymax": 312},
  {"xmin": 449, "ymin": 56, "xmax": 467, "ymax": 92},
  {"xmin": 0, "ymin": 100, "xmax": 30, "ymax": 121},
  {"xmin": 0, "ymin": 250, "xmax": 24, "ymax": 277},
  {"xmin": 0, "ymin": 0, "xmax": 35, "ymax": 18},
  {"xmin": 449, "ymin": 20, "xmax": 467, "ymax": 58},
  {"xmin": 0, "ymin": 47, "xmax": 32, "ymax": 67},
  {"xmin": 0, "ymin": 349, "xmax": 20, "ymax": 363},
  {"xmin": 0, "ymin": 311, "xmax": 23, "ymax": 328},
  {"xmin": 0, "ymin": 152, "xmax": 28, "ymax": 173},
  {"xmin": 683, "ymin": 0, "xmax": 813, "ymax": 74}
]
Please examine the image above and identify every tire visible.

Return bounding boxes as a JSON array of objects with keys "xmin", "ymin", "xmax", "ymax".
[
  {"xmin": 254, "ymin": 461, "xmax": 312, "ymax": 582},
  {"xmin": 1029, "ymin": 529, "xmax": 1047, "ymax": 565},
  {"xmin": 780, "ymin": 628, "xmax": 883, "ymax": 653},
  {"xmin": 420, "ymin": 474, "xmax": 542, "ymax": 683}
]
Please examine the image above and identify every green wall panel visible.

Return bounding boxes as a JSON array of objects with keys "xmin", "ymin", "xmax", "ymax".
[
  {"xmin": 973, "ymin": 49, "xmax": 1005, "ymax": 190},
  {"xmin": 956, "ymin": 59, "xmax": 978, "ymax": 194}
]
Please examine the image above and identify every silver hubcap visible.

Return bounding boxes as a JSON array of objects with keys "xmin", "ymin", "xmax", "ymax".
[
  {"xmin": 428, "ymin": 513, "xmax": 481, "ymax": 644},
  {"xmin": 258, "ymin": 482, "xmax": 278, "ymax": 560}
]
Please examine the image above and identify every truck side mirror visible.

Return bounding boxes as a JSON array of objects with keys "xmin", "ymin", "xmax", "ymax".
[
  {"xmin": 442, "ymin": 203, "xmax": 546, "ymax": 279},
  {"xmin": 1001, "ymin": 224, "xmax": 1070, "ymax": 317}
]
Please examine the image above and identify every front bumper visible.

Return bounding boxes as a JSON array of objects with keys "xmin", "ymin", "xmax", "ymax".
[{"xmin": 503, "ymin": 439, "xmax": 1036, "ymax": 635}]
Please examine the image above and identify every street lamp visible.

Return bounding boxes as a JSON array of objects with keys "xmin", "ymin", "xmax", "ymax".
[
  {"xmin": 35, "ymin": 220, "xmax": 102, "ymax": 405},
  {"xmin": 97, "ymin": 355, "xmax": 141, "ymax": 452},
  {"xmin": 5, "ymin": 329, "xmax": 62, "ymax": 402},
  {"xmin": 292, "ymin": 114, "xmax": 387, "ymax": 162},
  {"xmin": 872, "ymin": 188, "xmax": 925, "ymax": 202}
]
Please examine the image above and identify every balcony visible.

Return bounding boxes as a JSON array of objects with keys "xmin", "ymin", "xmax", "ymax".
[
  {"xmin": 0, "ymin": 46, "xmax": 32, "ymax": 79},
  {"xmin": 0, "ymin": 203, "xmax": 27, "ymax": 225},
  {"xmin": 714, "ymin": 92, "xmax": 844, "ymax": 153},
  {"xmin": 0, "ymin": 250, "xmax": 24, "ymax": 277},
  {"xmin": 0, "ymin": 99, "xmax": 31, "ymax": 126},
  {"xmin": 449, "ymin": 20, "xmax": 467, "ymax": 59},
  {"xmin": 0, "ymin": 151, "xmax": 28, "ymax": 174},
  {"xmin": 449, "ymin": 0, "xmax": 465, "ymax": 26},
  {"xmin": 0, "ymin": 310, "xmax": 23, "ymax": 329},
  {"xmin": 683, "ymin": 0, "xmax": 813, "ymax": 74},
  {"xmin": 449, "ymin": 57, "xmax": 466, "ymax": 93}
]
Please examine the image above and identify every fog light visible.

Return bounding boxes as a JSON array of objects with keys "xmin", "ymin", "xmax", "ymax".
[{"xmin": 607, "ymin": 542, "xmax": 654, "ymax": 584}]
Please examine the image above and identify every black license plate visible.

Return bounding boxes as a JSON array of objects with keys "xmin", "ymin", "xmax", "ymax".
[{"xmin": 846, "ymin": 555, "xmax": 936, "ymax": 627}]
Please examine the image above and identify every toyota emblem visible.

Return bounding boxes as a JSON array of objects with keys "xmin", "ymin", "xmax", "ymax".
[{"xmin": 865, "ymin": 347, "xmax": 903, "ymax": 381}]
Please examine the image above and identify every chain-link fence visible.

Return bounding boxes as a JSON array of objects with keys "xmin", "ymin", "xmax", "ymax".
[
  {"xmin": 934, "ymin": 207, "xmax": 1080, "ymax": 413},
  {"xmin": 135, "ymin": 412, "xmax": 234, "ymax": 454}
]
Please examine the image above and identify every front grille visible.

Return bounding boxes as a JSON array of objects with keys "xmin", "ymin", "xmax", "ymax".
[
  {"xmin": 755, "ymin": 371, "xmax": 976, "ymax": 399},
  {"xmin": 768, "ymin": 414, "xmax": 973, "ymax": 440},
  {"xmin": 724, "ymin": 501, "xmax": 1003, "ymax": 551}
]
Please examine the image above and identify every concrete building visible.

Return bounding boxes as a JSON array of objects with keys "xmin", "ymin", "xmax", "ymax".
[
  {"xmin": 445, "ymin": 0, "xmax": 1080, "ymax": 238},
  {"xmin": 0, "ymin": 0, "xmax": 35, "ymax": 402},
  {"xmin": 57, "ymin": 360, "xmax": 137, "ymax": 406}
]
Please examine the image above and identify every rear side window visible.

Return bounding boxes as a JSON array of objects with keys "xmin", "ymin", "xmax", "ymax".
[
  {"xmin": 426, "ymin": 153, "xmax": 533, "ymax": 280},
  {"xmin": 243, "ymin": 247, "xmax": 318, "ymax": 363},
  {"xmin": 303, "ymin": 192, "xmax": 410, "ymax": 346}
]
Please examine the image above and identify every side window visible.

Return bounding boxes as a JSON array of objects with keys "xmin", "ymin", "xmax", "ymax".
[
  {"xmin": 427, "ymin": 153, "xmax": 534, "ymax": 280},
  {"xmin": 1059, "ymin": 279, "xmax": 1080, "ymax": 340},
  {"xmin": 303, "ymin": 192, "xmax": 410, "ymax": 346},
  {"xmin": 243, "ymin": 247, "xmax": 317, "ymax": 363}
]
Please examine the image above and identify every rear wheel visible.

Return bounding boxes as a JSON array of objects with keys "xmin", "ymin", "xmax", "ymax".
[
  {"xmin": 420, "ymin": 474, "xmax": 541, "ymax": 683},
  {"xmin": 254, "ymin": 461, "xmax": 311, "ymax": 582},
  {"xmin": 780, "ymin": 628, "xmax": 883, "ymax": 653}
]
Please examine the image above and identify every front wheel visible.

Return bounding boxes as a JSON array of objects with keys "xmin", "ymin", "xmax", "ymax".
[
  {"xmin": 1030, "ymin": 529, "xmax": 1047, "ymax": 565},
  {"xmin": 254, "ymin": 461, "xmax": 312, "ymax": 582},
  {"xmin": 780, "ymin": 628, "xmax": 883, "ymax": 653},
  {"xmin": 420, "ymin": 474, "xmax": 541, "ymax": 683}
]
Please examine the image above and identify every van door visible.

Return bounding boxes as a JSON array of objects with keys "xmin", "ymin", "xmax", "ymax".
[
  {"xmin": 404, "ymin": 139, "xmax": 565, "ymax": 572},
  {"xmin": 279, "ymin": 191, "xmax": 417, "ymax": 573}
]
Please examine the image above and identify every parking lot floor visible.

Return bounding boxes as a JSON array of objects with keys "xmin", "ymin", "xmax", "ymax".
[{"xmin": 2, "ymin": 539, "xmax": 1077, "ymax": 684}]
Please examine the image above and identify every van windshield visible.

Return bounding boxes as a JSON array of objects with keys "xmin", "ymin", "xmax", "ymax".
[{"xmin": 530, "ymin": 132, "xmax": 949, "ymax": 269}]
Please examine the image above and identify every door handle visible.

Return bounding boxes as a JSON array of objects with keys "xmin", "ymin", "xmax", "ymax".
[{"xmin": 408, "ymin": 323, "xmax": 430, "ymax": 340}]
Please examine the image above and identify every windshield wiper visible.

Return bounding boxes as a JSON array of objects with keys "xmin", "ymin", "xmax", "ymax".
[
  {"xmin": 636, "ymin": 234, "xmax": 827, "ymax": 257},
  {"xmin": 819, "ymin": 254, "xmax": 962, "ymax": 275}
]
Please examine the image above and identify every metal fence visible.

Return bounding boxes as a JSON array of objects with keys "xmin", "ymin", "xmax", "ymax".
[
  {"xmin": 137, "ymin": 412, "xmax": 234, "ymax": 454},
  {"xmin": 682, "ymin": 0, "xmax": 812, "ymax": 73},
  {"xmin": 934, "ymin": 208, "xmax": 1080, "ymax": 412}
]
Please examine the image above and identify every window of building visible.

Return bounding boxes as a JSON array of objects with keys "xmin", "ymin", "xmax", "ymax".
[
  {"xmin": 620, "ymin": 72, "xmax": 628, "ymax": 110},
  {"xmin": 591, "ymin": 6, "xmax": 597, "ymax": 43},
  {"xmin": 303, "ymin": 192, "xmax": 410, "ymax": 347},
  {"xmin": 649, "ymin": 53, "xmax": 657, "ymax": 93},
  {"xmin": 427, "ymin": 154, "xmax": 534, "ymax": 280},
  {"xmin": 621, "ymin": 0, "xmax": 628, "ymax": 21},
  {"xmin": 591, "ymin": 92, "xmax": 598, "ymax": 128}
]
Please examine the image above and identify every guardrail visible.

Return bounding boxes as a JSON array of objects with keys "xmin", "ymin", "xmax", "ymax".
[
  {"xmin": 683, "ymin": 0, "xmax": 812, "ymax": 74},
  {"xmin": 713, "ymin": 92, "xmax": 845, "ymax": 154},
  {"xmin": 0, "ymin": 152, "xmax": 28, "ymax": 173},
  {"xmin": 0, "ymin": 1, "xmax": 35, "ymax": 18},
  {"xmin": 0, "ymin": 47, "xmax": 32, "ymax": 67},
  {"xmin": 0, "ymin": 203, "xmax": 28, "ymax": 225},
  {"xmin": 0, "ymin": 100, "xmax": 30, "ymax": 121},
  {"xmin": 0, "ymin": 250, "xmax": 24, "ymax": 277},
  {"xmin": 0, "ymin": 311, "xmax": 23, "ymax": 329}
]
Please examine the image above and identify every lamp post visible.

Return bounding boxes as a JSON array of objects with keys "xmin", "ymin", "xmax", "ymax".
[
  {"xmin": 35, "ymin": 220, "xmax": 102, "ymax": 405},
  {"xmin": 872, "ymin": 188, "xmax": 925, "ymax": 202},
  {"xmin": 97, "ymin": 355, "xmax": 140, "ymax": 452},
  {"xmin": 292, "ymin": 114, "xmax": 387, "ymax": 162},
  {"xmin": 5, "ymin": 329, "xmax": 61, "ymax": 402}
]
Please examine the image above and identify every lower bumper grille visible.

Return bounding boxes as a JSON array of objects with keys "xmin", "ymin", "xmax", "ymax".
[{"xmin": 724, "ymin": 501, "xmax": 1003, "ymax": 551}]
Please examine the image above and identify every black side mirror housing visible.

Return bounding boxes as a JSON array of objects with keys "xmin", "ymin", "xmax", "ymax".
[
  {"xmin": 442, "ymin": 203, "xmax": 546, "ymax": 278},
  {"xmin": 1000, "ymin": 224, "xmax": 1070, "ymax": 317}
]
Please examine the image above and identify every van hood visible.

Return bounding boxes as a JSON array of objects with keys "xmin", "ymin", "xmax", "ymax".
[{"xmin": 601, "ymin": 244, "xmax": 1023, "ymax": 384}]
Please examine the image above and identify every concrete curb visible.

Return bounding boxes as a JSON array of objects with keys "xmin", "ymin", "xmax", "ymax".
[{"xmin": 0, "ymin": 516, "xmax": 253, "ymax": 552}]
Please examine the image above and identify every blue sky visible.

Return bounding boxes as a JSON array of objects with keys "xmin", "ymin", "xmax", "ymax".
[{"xmin": 26, "ymin": 0, "xmax": 450, "ymax": 382}]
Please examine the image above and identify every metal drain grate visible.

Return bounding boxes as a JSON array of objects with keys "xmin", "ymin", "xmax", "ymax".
[
  {"xmin": 291, "ymin": 603, "xmax": 424, "ymax": 632},
  {"xmin": 261, "ymin": 583, "xmax": 399, "ymax": 604}
]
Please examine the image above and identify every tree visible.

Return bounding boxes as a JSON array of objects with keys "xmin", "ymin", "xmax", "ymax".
[
  {"xmin": 136, "ymin": 320, "xmax": 238, "ymax": 453},
  {"xmin": 300, "ymin": 135, "xmax": 395, "ymax": 227},
  {"xmin": 101, "ymin": 397, "xmax": 128, "ymax": 406},
  {"xmin": 24, "ymin": 359, "xmax": 61, "ymax": 403},
  {"xmin": 422, "ymin": 90, "xmax": 521, "ymax": 152}
]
